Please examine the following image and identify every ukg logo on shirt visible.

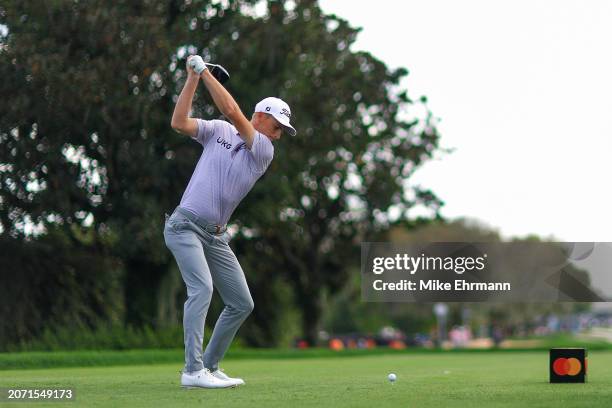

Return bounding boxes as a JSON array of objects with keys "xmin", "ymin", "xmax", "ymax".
[{"xmin": 217, "ymin": 137, "xmax": 232, "ymax": 149}]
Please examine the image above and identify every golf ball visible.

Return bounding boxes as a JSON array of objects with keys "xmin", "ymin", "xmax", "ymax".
[{"xmin": 388, "ymin": 373, "xmax": 397, "ymax": 382}]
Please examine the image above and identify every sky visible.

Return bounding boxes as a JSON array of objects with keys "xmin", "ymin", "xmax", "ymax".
[{"xmin": 319, "ymin": 0, "xmax": 612, "ymax": 242}]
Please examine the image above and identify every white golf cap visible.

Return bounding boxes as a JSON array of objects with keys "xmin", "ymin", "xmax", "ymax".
[{"xmin": 254, "ymin": 97, "xmax": 297, "ymax": 136}]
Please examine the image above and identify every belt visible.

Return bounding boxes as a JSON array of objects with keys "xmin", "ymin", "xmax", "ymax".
[{"xmin": 175, "ymin": 207, "xmax": 227, "ymax": 235}]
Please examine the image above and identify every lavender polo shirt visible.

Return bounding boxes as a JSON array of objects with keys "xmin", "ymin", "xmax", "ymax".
[{"xmin": 179, "ymin": 119, "xmax": 274, "ymax": 225}]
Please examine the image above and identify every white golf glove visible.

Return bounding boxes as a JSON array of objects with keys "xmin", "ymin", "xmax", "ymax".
[{"xmin": 188, "ymin": 55, "xmax": 207, "ymax": 74}]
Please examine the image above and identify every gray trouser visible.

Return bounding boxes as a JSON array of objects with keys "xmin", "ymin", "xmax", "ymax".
[{"xmin": 163, "ymin": 207, "xmax": 254, "ymax": 372}]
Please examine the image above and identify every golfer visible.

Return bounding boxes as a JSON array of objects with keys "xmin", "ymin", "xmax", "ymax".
[{"xmin": 165, "ymin": 55, "xmax": 296, "ymax": 388}]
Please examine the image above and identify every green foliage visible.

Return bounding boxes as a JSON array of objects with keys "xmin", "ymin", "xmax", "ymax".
[
  {"xmin": 389, "ymin": 220, "xmax": 592, "ymax": 335},
  {"xmin": 5, "ymin": 324, "xmax": 187, "ymax": 352},
  {"xmin": 0, "ymin": 229, "xmax": 124, "ymax": 350},
  {"xmin": 322, "ymin": 219, "xmax": 594, "ymax": 338}
]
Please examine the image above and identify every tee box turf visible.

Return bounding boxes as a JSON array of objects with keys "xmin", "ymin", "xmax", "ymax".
[{"xmin": 549, "ymin": 348, "xmax": 587, "ymax": 383}]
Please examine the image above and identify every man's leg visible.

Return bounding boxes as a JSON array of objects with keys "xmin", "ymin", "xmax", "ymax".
[
  {"xmin": 164, "ymin": 223, "xmax": 213, "ymax": 373},
  {"xmin": 202, "ymin": 238, "xmax": 254, "ymax": 371}
]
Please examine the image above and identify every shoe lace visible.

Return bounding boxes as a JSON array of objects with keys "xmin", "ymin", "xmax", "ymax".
[
  {"xmin": 199, "ymin": 368, "xmax": 213, "ymax": 378},
  {"xmin": 213, "ymin": 368, "xmax": 229, "ymax": 378}
]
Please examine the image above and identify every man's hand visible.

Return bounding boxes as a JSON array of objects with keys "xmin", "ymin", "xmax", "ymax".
[{"xmin": 186, "ymin": 55, "xmax": 207, "ymax": 77}]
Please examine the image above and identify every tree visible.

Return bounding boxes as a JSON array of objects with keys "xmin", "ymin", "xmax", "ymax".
[
  {"xmin": 387, "ymin": 219, "xmax": 592, "ymax": 340},
  {"xmin": 223, "ymin": 1, "xmax": 443, "ymax": 344},
  {"xmin": 0, "ymin": 228, "xmax": 124, "ymax": 350}
]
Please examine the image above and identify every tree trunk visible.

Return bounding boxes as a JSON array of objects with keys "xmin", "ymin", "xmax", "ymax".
[
  {"xmin": 300, "ymin": 292, "xmax": 322, "ymax": 346},
  {"xmin": 124, "ymin": 258, "xmax": 168, "ymax": 327}
]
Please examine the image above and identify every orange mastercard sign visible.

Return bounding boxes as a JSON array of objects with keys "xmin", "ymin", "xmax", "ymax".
[
  {"xmin": 549, "ymin": 348, "xmax": 587, "ymax": 383},
  {"xmin": 552, "ymin": 358, "xmax": 582, "ymax": 376}
]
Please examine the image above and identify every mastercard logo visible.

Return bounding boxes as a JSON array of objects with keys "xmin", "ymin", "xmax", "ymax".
[{"xmin": 552, "ymin": 357, "xmax": 582, "ymax": 376}]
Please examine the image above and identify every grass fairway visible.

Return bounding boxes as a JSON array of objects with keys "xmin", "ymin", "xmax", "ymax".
[{"xmin": 2, "ymin": 351, "xmax": 612, "ymax": 407}]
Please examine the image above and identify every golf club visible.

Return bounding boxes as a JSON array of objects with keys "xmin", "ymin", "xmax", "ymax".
[
  {"xmin": 188, "ymin": 56, "xmax": 230, "ymax": 84},
  {"xmin": 206, "ymin": 63, "xmax": 230, "ymax": 84}
]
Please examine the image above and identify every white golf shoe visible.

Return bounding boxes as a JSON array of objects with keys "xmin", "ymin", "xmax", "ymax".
[
  {"xmin": 211, "ymin": 369, "xmax": 245, "ymax": 386},
  {"xmin": 180, "ymin": 368, "xmax": 236, "ymax": 389}
]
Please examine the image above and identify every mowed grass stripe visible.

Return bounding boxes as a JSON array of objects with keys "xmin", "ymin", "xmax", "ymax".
[{"xmin": 1, "ymin": 352, "xmax": 612, "ymax": 408}]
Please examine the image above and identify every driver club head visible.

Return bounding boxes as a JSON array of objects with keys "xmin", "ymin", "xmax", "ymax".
[{"xmin": 205, "ymin": 63, "xmax": 230, "ymax": 84}]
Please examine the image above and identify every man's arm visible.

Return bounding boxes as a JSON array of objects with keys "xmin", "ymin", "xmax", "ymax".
[
  {"xmin": 170, "ymin": 57, "xmax": 200, "ymax": 137},
  {"xmin": 200, "ymin": 69, "xmax": 256, "ymax": 149}
]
